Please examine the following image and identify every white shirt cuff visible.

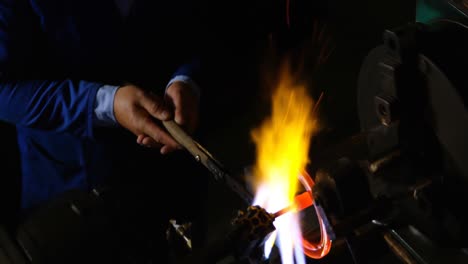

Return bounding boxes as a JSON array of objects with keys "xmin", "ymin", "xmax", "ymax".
[
  {"xmin": 93, "ymin": 85, "xmax": 120, "ymax": 126},
  {"xmin": 166, "ymin": 75, "xmax": 200, "ymax": 99}
]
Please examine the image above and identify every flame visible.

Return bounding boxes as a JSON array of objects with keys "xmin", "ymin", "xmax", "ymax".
[{"xmin": 251, "ymin": 60, "xmax": 319, "ymax": 263}]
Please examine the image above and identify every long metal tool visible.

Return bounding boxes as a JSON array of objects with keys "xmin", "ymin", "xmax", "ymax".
[{"xmin": 162, "ymin": 120, "xmax": 253, "ymax": 205}]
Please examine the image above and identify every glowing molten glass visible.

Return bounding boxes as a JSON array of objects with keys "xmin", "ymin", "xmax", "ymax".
[{"xmin": 251, "ymin": 61, "xmax": 321, "ymax": 263}]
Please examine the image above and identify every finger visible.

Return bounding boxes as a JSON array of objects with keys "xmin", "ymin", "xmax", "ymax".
[
  {"xmin": 165, "ymin": 83, "xmax": 199, "ymax": 133},
  {"xmin": 174, "ymin": 103, "xmax": 186, "ymax": 126},
  {"xmin": 140, "ymin": 92, "xmax": 172, "ymax": 121},
  {"xmin": 136, "ymin": 134, "xmax": 145, "ymax": 145},
  {"xmin": 160, "ymin": 143, "xmax": 182, "ymax": 155},
  {"xmin": 163, "ymin": 92, "xmax": 175, "ymax": 111},
  {"xmin": 177, "ymin": 100, "xmax": 199, "ymax": 134},
  {"xmin": 143, "ymin": 128, "xmax": 183, "ymax": 154},
  {"xmin": 142, "ymin": 136, "xmax": 162, "ymax": 148},
  {"xmin": 169, "ymin": 93, "xmax": 190, "ymax": 126},
  {"xmin": 140, "ymin": 114, "xmax": 179, "ymax": 149},
  {"xmin": 165, "ymin": 91, "xmax": 185, "ymax": 125},
  {"xmin": 137, "ymin": 134, "xmax": 163, "ymax": 148}
]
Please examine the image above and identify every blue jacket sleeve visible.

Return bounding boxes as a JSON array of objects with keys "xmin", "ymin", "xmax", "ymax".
[
  {"xmin": 0, "ymin": 79, "xmax": 101, "ymax": 138},
  {"xmin": 0, "ymin": 0, "xmax": 101, "ymax": 139},
  {"xmin": 172, "ymin": 58, "xmax": 202, "ymax": 81}
]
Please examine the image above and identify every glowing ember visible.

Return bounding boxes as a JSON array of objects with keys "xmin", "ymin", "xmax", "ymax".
[{"xmin": 251, "ymin": 60, "xmax": 319, "ymax": 263}]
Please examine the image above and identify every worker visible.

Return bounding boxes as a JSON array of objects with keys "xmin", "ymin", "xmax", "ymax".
[{"xmin": 0, "ymin": 0, "xmax": 209, "ymax": 262}]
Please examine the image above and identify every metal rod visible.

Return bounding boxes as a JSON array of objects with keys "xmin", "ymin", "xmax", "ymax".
[{"xmin": 383, "ymin": 230, "xmax": 428, "ymax": 264}]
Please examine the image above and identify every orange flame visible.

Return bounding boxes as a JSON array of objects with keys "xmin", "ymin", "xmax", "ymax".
[{"xmin": 251, "ymin": 60, "xmax": 322, "ymax": 263}]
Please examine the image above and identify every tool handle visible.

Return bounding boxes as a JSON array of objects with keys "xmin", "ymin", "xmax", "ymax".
[
  {"xmin": 162, "ymin": 120, "xmax": 205, "ymax": 160},
  {"xmin": 162, "ymin": 120, "xmax": 198, "ymax": 153}
]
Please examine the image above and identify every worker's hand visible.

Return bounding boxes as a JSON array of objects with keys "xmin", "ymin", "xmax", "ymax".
[
  {"xmin": 165, "ymin": 80, "xmax": 200, "ymax": 133},
  {"xmin": 114, "ymin": 84, "xmax": 181, "ymax": 154},
  {"xmin": 137, "ymin": 80, "xmax": 200, "ymax": 148}
]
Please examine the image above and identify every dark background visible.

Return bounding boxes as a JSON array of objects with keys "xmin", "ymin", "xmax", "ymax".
[{"xmin": 196, "ymin": 0, "xmax": 415, "ymax": 167}]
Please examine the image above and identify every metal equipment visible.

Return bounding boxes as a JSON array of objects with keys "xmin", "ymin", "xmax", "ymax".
[{"xmin": 296, "ymin": 1, "xmax": 468, "ymax": 263}]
